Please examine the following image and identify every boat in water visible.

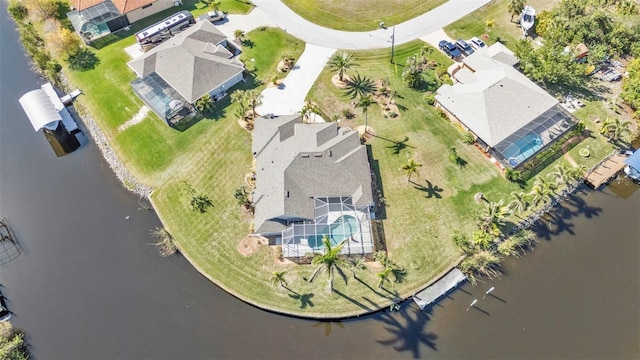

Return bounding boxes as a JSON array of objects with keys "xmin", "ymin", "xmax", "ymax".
[
  {"xmin": 624, "ymin": 149, "xmax": 640, "ymax": 182},
  {"xmin": 520, "ymin": 6, "xmax": 536, "ymax": 35}
]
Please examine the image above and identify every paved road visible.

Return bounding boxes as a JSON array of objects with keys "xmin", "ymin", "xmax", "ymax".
[{"xmin": 251, "ymin": 0, "xmax": 491, "ymax": 49}]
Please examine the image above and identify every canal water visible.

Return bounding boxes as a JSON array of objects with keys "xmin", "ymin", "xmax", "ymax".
[{"xmin": 1, "ymin": 5, "xmax": 638, "ymax": 359}]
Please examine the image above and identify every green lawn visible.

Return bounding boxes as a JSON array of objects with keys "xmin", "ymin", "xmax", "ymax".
[
  {"xmin": 445, "ymin": 0, "xmax": 560, "ymax": 49},
  {"xmin": 281, "ymin": 0, "xmax": 447, "ymax": 31}
]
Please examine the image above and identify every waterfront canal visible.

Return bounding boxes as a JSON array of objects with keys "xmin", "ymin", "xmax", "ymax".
[{"xmin": 1, "ymin": 5, "xmax": 638, "ymax": 358}]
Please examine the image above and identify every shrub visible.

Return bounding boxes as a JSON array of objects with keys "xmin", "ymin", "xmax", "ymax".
[
  {"xmin": 388, "ymin": 111, "xmax": 398, "ymax": 118},
  {"xmin": 8, "ymin": 0, "xmax": 28, "ymax": 21},
  {"xmin": 463, "ymin": 131, "xmax": 475, "ymax": 144},
  {"xmin": 342, "ymin": 109, "xmax": 354, "ymax": 119},
  {"xmin": 504, "ymin": 168, "xmax": 523, "ymax": 182},
  {"xmin": 423, "ymin": 93, "xmax": 435, "ymax": 105}
]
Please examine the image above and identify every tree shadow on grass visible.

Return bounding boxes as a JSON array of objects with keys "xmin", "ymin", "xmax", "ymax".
[
  {"xmin": 411, "ymin": 180, "xmax": 444, "ymax": 199},
  {"xmin": 68, "ymin": 48, "xmax": 100, "ymax": 71},
  {"xmin": 288, "ymin": 293, "xmax": 314, "ymax": 309},
  {"xmin": 333, "ymin": 289, "xmax": 372, "ymax": 312},
  {"xmin": 375, "ymin": 307, "xmax": 438, "ymax": 358}
]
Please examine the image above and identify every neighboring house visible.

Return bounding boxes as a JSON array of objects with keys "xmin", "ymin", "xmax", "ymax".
[
  {"xmin": 252, "ymin": 115, "xmax": 375, "ymax": 259},
  {"xmin": 67, "ymin": 0, "xmax": 179, "ymax": 44},
  {"xmin": 127, "ymin": 20, "xmax": 244, "ymax": 126},
  {"xmin": 435, "ymin": 42, "xmax": 577, "ymax": 168}
]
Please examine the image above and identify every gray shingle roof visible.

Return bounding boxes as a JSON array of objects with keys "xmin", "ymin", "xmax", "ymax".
[
  {"xmin": 435, "ymin": 43, "xmax": 558, "ymax": 147},
  {"xmin": 128, "ymin": 21, "xmax": 244, "ymax": 103},
  {"xmin": 252, "ymin": 116, "xmax": 374, "ymax": 235}
]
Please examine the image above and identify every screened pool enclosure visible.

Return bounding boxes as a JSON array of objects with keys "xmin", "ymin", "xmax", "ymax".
[
  {"xmin": 491, "ymin": 105, "xmax": 576, "ymax": 168},
  {"xmin": 67, "ymin": 1, "xmax": 129, "ymax": 44},
  {"xmin": 131, "ymin": 72, "xmax": 197, "ymax": 126},
  {"xmin": 281, "ymin": 197, "xmax": 373, "ymax": 259}
]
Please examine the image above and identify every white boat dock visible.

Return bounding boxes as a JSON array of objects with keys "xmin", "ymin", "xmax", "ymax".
[{"xmin": 412, "ymin": 268, "xmax": 467, "ymax": 310}]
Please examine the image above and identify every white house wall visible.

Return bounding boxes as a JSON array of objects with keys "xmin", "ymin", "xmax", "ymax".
[
  {"xmin": 125, "ymin": 0, "xmax": 176, "ymax": 24},
  {"xmin": 209, "ymin": 73, "xmax": 244, "ymax": 97}
]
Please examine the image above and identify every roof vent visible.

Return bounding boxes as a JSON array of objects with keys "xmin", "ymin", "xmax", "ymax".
[
  {"xmin": 285, "ymin": 190, "xmax": 289, "ymax": 198},
  {"xmin": 314, "ymin": 153, "xmax": 322, "ymax": 157},
  {"xmin": 328, "ymin": 150, "xmax": 332, "ymax": 157},
  {"xmin": 301, "ymin": 153, "xmax": 310, "ymax": 158}
]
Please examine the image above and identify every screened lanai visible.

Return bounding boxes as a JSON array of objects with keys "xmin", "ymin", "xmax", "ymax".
[
  {"xmin": 131, "ymin": 72, "xmax": 196, "ymax": 126},
  {"xmin": 67, "ymin": 1, "xmax": 129, "ymax": 44},
  {"xmin": 492, "ymin": 105, "xmax": 577, "ymax": 168},
  {"xmin": 281, "ymin": 196, "xmax": 373, "ymax": 259}
]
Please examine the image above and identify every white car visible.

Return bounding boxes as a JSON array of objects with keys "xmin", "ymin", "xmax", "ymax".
[{"xmin": 469, "ymin": 37, "xmax": 486, "ymax": 50}]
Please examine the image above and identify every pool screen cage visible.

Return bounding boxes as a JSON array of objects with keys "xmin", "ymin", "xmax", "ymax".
[
  {"xmin": 281, "ymin": 196, "xmax": 373, "ymax": 259},
  {"xmin": 492, "ymin": 105, "xmax": 577, "ymax": 168},
  {"xmin": 67, "ymin": 0, "xmax": 129, "ymax": 44},
  {"xmin": 131, "ymin": 72, "xmax": 197, "ymax": 126}
]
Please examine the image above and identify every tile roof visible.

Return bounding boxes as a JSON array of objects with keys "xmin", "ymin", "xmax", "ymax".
[{"xmin": 72, "ymin": 0, "xmax": 157, "ymax": 14}]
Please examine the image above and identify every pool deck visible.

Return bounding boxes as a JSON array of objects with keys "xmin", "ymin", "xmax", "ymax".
[
  {"xmin": 585, "ymin": 153, "xmax": 628, "ymax": 189},
  {"xmin": 412, "ymin": 268, "xmax": 467, "ymax": 310}
]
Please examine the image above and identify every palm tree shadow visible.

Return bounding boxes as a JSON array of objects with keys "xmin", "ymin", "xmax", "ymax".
[
  {"xmin": 288, "ymin": 293, "xmax": 315, "ymax": 309},
  {"xmin": 372, "ymin": 135, "xmax": 415, "ymax": 155},
  {"xmin": 376, "ymin": 307, "xmax": 438, "ymax": 358},
  {"xmin": 412, "ymin": 180, "xmax": 444, "ymax": 199}
]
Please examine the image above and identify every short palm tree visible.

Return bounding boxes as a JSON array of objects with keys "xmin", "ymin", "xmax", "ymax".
[
  {"xmin": 309, "ymin": 236, "xmax": 348, "ymax": 293},
  {"xmin": 195, "ymin": 93, "xmax": 214, "ymax": 114},
  {"xmin": 529, "ymin": 179, "xmax": 554, "ymax": 208},
  {"xmin": 350, "ymin": 257, "xmax": 367, "ymax": 279},
  {"xmin": 245, "ymin": 89, "xmax": 263, "ymax": 119},
  {"xmin": 508, "ymin": 191, "xmax": 529, "ymax": 216},
  {"xmin": 400, "ymin": 158, "xmax": 422, "ymax": 182},
  {"xmin": 327, "ymin": 51, "xmax": 357, "ymax": 82},
  {"xmin": 233, "ymin": 29, "xmax": 245, "ymax": 42},
  {"xmin": 376, "ymin": 266, "xmax": 393, "ymax": 289},
  {"xmin": 300, "ymin": 102, "xmax": 320, "ymax": 123},
  {"xmin": 600, "ymin": 117, "xmax": 632, "ymax": 142},
  {"xmin": 344, "ymin": 72, "xmax": 376, "ymax": 99},
  {"xmin": 477, "ymin": 200, "xmax": 509, "ymax": 237},
  {"xmin": 270, "ymin": 270, "xmax": 288, "ymax": 289},
  {"xmin": 355, "ymin": 93, "xmax": 374, "ymax": 136},
  {"xmin": 507, "ymin": 0, "xmax": 525, "ymax": 22}
]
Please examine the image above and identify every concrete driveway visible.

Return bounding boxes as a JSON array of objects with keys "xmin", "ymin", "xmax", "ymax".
[{"xmin": 256, "ymin": 44, "xmax": 336, "ymax": 116}]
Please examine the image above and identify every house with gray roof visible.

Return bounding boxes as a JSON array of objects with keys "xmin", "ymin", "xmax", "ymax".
[
  {"xmin": 252, "ymin": 115, "xmax": 375, "ymax": 259},
  {"xmin": 128, "ymin": 20, "xmax": 244, "ymax": 126},
  {"xmin": 435, "ymin": 42, "xmax": 577, "ymax": 168}
]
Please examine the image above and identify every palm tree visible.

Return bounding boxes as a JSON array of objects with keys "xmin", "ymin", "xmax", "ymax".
[
  {"xmin": 600, "ymin": 117, "xmax": 632, "ymax": 142},
  {"xmin": 230, "ymin": 90, "xmax": 248, "ymax": 119},
  {"xmin": 233, "ymin": 29, "xmax": 245, "ymax": 43},
  {"xmin": 270, "ymin": 270, "xmax": 288, "ymax": 289},
  {"xmin": 507, "ymin": 0, "xmax": 525, "ymax": 22},
  {"xmin": 300, "ymin": 102, "xmax": 320, "ymax": 123},
  {"xmin": 309, "ymin": 236, "xmax": 348, "ymax": 293},
  {"xmin": 548, "ymin": 164, "xmax": 582, "ymax": 188},
  {"xmin": 376, "ymin": 266, "xmax": 393, "ymax": 289},
  {"xmin": 344, "ymin": 72, "xmax": 376, "ymax": 99},
  {"xmin": 477, "ymin": 200, "xmax": 509, "ymax": 237},
  {"xmin": 350, "ymin": 257, "xmax": 367, "ymax": 279},
  {"xmin": 243, "ymin": 89, "xmax": 263, "ymax": 119},
  {"xmin": 400, "ymin": 158, "xmax": 422, "ymax": 182},
  {"xmin": 508, "ymin": 191, "xmax": 529, "ymax": 216},
  {"xmin": 355, "ymin": 93, "xmax": 374, "ymax": 136},
  {"xmin": 195, "ymin": 93, "xmax": 214, "ymax": 114},
  {"xmin": 529, "ymin": 179, "xmax": 554, "ymax": 208},
  {"xmin": 327, "ymin": 51, "xmax": 357, "ymax": 82}
]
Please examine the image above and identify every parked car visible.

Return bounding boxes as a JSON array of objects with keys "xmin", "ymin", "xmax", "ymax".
[
  {"xmin": 439, "ymin": 40, "xmax": 462, "ymax": 59},
  {"xmin": 0, "ymin": 296, "xmax": 10, "ymax": 322},
  {"xmin": 469, "ymin": 37, "xmax": 486, "ymax": 50},
  {"xmin": 455, "ymin": 39, "xmax": 474, "ymax": 56}
]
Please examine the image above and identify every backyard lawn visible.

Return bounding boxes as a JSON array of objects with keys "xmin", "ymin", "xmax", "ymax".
[{"xmin": 281, "ymin": 0, "xmax": 447, "ymax": 31}]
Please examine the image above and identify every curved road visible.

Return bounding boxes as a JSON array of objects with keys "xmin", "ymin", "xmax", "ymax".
[{"xmin": 251, "ymin": 0, "xmax": 491, "ymax": 49}]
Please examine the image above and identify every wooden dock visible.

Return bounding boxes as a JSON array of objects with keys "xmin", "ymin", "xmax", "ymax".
[
  {"xmin": 412, "ymin": 268, "xmax": 467, "ymax": 310},
  {"xmin": 584, "ymin": 153, "xmax": 628, "ymax": 189}
]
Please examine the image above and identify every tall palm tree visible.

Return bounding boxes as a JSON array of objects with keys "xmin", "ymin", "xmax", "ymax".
[
  {"xmin": 400, "ymin": 158, "xmax": 422, "ymax": 182},
  {"xmin": 246, "ymin": 89, "xmax": 263, "ymax": 119},
  {"xmin": 508, "ymin": 191, "xmax": 529, "ymax": 216},
  {"xmin": 507, "ymin": 0, "xmax": 525, "ymax": 22},
  {"xmin": 309, "ymin": 236, "xmax": 348, "ymax": 293},
  {"xmin": 327, "ymin": 51, "xmax": 357, "ymax": 82},
  {"xmin": 355, "ymin": 93, "xmax": 374, "ymax": 136},
  {"xmin": 548, "ymin": 164, "xmax": 582, "ymax": 188},
  {"xmin": 270, "ymin": 270, "xmax": 287, "ymax": 289},
  {"xmin": 344, "ymin": 72, "xmax": 376, "ymax": 99},
  {"xmin": 529, "ymin": 180, "xmax": 554, "ymax": 208},
  {"xmin": 376, "ymin": 266, "xmax": 393, "ymax": 289}
]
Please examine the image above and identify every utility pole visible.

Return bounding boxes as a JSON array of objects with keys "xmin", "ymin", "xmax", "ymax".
[{"xmin": 390, "ymin": 26, "xmax": 396, "ymax": 63}]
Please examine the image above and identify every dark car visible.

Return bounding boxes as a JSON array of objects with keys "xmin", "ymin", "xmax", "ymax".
[
  {"xmin": 455, "ymin": 39, "xmax": 475, "ymax": 56},
  {"xmin": 438, "ymin": 40, "xmax": 462, "ymax": 59},
  {"xmin": 0, "ymin": 295, "xmax": 11, "ymax": 322}
]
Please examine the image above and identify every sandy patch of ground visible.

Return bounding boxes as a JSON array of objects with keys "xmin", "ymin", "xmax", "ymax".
[
  {"xmin": 118, "ymin": 106, "xmax": 150, "ymax": 132},
  {"xmin": 237, "ymin": 235, "xmax": 268, "ymax": 257}
]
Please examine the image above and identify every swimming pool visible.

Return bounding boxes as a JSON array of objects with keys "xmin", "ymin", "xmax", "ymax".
[
  {"xmin": 307, "ymin": 215, "xmax": 358, "ymax": 249},
  {"xmin": 501, "ymin": 134, "xmax": 543, "ymax": 166}
]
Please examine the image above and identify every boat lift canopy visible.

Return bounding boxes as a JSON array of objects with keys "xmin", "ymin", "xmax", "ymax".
[
  {"xmin": 19, "ymin": 89, "xmax": 62, "ymax": 131},
  {"xmin": 624, "ymin": 149, "xmax": 640, "ymax": 171}
]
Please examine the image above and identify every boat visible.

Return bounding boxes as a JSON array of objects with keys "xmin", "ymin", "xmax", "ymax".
[
  {"xmin": 520, "ymin": 6, "xmax": 536, "ymax": 35},
  {"xmin": 623, "ymin": 149, "xmax": 640, "ymax": 182}
]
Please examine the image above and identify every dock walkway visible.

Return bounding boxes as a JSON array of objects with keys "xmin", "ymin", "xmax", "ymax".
[
  {"xmin": 584, "ymin": 153, "xmax": 628, "ymax": 189},
  {"xmin": 413, "ymin": 268, "xmax": 467, "ymax": 310}
]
